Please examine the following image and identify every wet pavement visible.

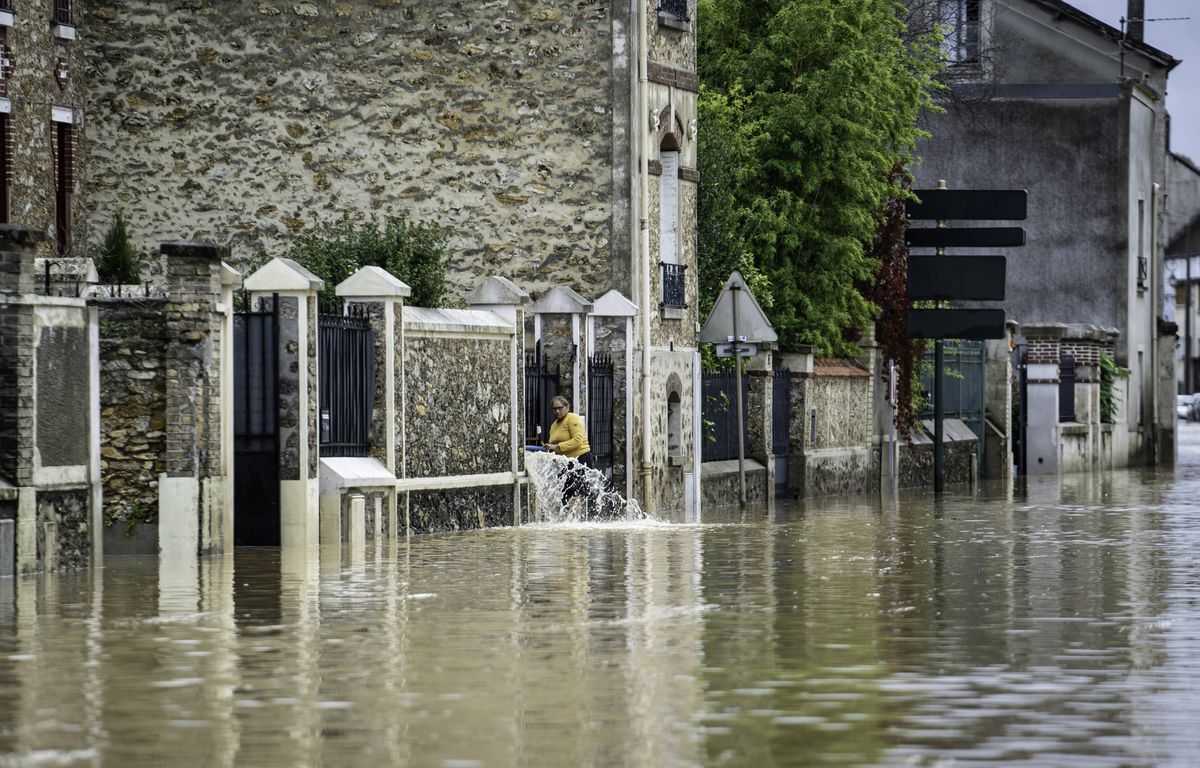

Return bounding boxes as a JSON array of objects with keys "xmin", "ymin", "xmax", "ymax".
[{"xmin": 3, "ymin": 427, "xmax": 1200, "ymax": 766}]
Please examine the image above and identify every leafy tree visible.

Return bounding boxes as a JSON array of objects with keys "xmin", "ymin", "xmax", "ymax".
[
  {"xmin": 697, "ymin": 0, "xmax": 942, "ymax": 353},
  {"xmin": 95, "ymin": 212, "xmax": 141, "ymax": 284},
  {"xmin": 290, "ymin": 211, "xmax": 449, "ymax": 309}
]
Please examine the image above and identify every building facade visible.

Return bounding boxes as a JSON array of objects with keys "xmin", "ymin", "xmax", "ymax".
[
  {"xmin": 913, "ymin": 0, "xmax": 1179, "ymax": 469},
  {"xmin": 80, "ymin": 1, "xmax": 701, "ymax": 515}
]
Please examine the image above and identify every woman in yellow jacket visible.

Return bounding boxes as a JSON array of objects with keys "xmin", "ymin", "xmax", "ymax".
[
  {"xmin": 544, "ymin": 396, "xmax": 592, "ymax": 514},
  {"xmin": 544, "ymin": 395, "xmax": 591, "ymax": 464}
]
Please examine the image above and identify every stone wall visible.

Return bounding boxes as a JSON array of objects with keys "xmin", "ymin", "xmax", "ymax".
[
  {"xmin": 37, "ymin": 489, "xmax": 90, "ymax": 571},
  {"xmin": 95, "ymin": 299, "xmax": 168, "ymax": 525},
  {"xmin": 409, "ymin": 486, "xmax": 514, "ymax": 534},
  {"xmin": 83, "ymin": 0, "xmax": 627, "ymax": 298},
  {"xmin": 404, "ymin": 334, "xmax": 513, "ymax": 478}
]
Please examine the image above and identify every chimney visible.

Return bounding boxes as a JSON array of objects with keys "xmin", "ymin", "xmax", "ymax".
[{"xmin": 1127, "ymin": 0, "xmax": 1145, "ymax": 42}]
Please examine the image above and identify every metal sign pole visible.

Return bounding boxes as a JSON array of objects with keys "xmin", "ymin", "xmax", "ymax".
[{"xmin": 732, "ymin": 285, "xmax": 747, "ymax": 507}]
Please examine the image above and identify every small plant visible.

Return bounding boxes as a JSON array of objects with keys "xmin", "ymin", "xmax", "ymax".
[
  {"xmin": 1099, "ymin": 352, "xmax": 1128, "ymax": 424},
  {"xmin": 95, "ymin": 212, "xmax": 142, "ymax": 284}
]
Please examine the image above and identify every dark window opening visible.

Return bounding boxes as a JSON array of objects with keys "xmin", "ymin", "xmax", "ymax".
[
  {"xmin": 54, "ymin": 121, "xmax": 72, "ymax": 256},
  {"xmin": 660, "ymin": 262, "xmax": 687, "ymax": 309},
  {"xmin": 658, "ymin": 0, "xmax": 688, "ymax": 21},
  {"xmin": 938, "ymin": 0, "xmax": 980, "ymax": 64},
  {"xmin": 1058, "ymin": 353, "xmax": 1076, "ymax": 423},
  {"xmin": 54, "ymin": 0, "xmax": 73, "ymax": 26}
]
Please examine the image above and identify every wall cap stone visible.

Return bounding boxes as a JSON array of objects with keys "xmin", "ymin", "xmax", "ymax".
[
  {"xmin": 404, "ymin": 306, "xmax": 515, "ymax": 335},
  {"xmin": 1018, "ymin": 322, "xmax": 1069, "ymax": 339},
  {"xmin": 220, "ymin": 262, "xmax": 242, "ymax": 288},
  {"xmin": 160, "ymin": 240, "xmax": 230, "ymax": 261},
  {"xmin": 336, "ymin": 265, "xmax": 411, "ymax": 299},
  {"xmin": 244, "ymin": 257, "xmax": 325, "ymax": 293},
  {"xmin": 0, "ymin": 225, "xmax": 46, "ymax": 246},
  {"xmin": 592, "ymin": 289, "xmax": 639, "ymax": 317},
  {"xmin": 530, "ymin": 285, "xmax": 593, "ymax": 315},
  {"xmin": 463, "ymin": 275, "xmax": 530, "ymax": 306}
]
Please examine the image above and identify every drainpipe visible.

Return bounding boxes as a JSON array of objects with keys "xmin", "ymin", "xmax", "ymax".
[
  {"xmin": 1151, "ymin": 182, "xmax": 1160, "ymax": 462},
  {"xmin": 637, "ymin": 0, "xmax": 654, "ymax": 512}
]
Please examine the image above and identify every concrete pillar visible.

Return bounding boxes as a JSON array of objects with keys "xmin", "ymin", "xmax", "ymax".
[
  {"xmin": 465, "ymin": 276, "xmax": 532, "ymax": 524},
  {"xmin": 244, "ymin": 258, "xmax": 324, "ymax": 549},
  {"xmin": 1020, "ymin": 323, "xmax": 1067, "ymax": 475},
  {"xmin": 335, "ymin": 266, "xmax": 411, "ymax": 538},
  {"xmin": 779, "ymin": 347, "xmax": 814, "ymax": 498},
  {"xmin": 159, "ymin": 241, "xmax": 230, "ymax": 559},
  {"xmin": 982, "ymin": 322, "xmax": 1016, "ymax": 481},
  {"xmin": 745, "ymin": 352, "xmax": 774, "ymax": 507},
  {"xmin": 217, "ymin": 264, "xmax": 240, "ymax": 553}
]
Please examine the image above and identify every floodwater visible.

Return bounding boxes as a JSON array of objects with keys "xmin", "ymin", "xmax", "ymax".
[{"xmin": 4, "ymin": 439, "xmax": 1200, "ymax": 766}]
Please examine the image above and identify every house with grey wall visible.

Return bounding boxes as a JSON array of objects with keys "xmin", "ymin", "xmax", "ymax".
[
  {"xmin": 913, "ymin": 0, "xmax": 1180, "ymax": 473},
  {"xmin": 1164, "ymin": 152, "xmax": 1200, "ymax": 395}
]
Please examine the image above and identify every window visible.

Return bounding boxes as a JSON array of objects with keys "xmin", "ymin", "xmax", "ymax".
[
  {"xmin": 659, "ymin": 150, "xmax": 679, "ymax": 266},
  {"xmin": 1137, "ymin": 198, "xmax": 1147, "ymax": 290},
  {"xmin": 53, "ymin": 117, "xmax": 74, "ymax": 255},
  {"xmin": 938, "ymin": 0, "xmax": 980, "ymax": 65},
  {"xmin": 0, "ymin": 115, "xmax": 9, "ymax": 224},
  {"xmin": 54, "ymin": 0, "xmax": 72, "ymax": 26},
  {"xmin": 667, "ymin": 390, "xmax": 682, "ymax": 462}
]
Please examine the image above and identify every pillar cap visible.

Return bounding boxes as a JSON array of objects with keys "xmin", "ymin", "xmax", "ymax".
[
  {"xmin": 160, "ymin": 240, "xmax": 230, "ymax": 260},
  {"xmin": 463, "ymin": 275, "xmax": 530, "ymax": 306},
  {"xmin": 244, "ymin": 257, "xmax": 325, "ymax": 293},
  {"xmin": 592, "ymin": 289, "xmax": 638, "ymax": 317},
  {"xmin": 0, "ymin": 225, "xmax": 46, "ymax": 246},
  {"xmin": 529, "ymin": 285, "xmax": 592, "ymax": 314},
  {"xmin": 336, "ymin": 265, "xmax": 411, "ymax": 299}
]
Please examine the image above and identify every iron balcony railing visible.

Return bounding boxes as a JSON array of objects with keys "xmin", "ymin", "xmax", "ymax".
[
  {"xmin": 660, "ymin": 262, "xmax": 687, "ymax": 309},
  {"xmin": 1137, "ymin": 256, "xmax": 1149, "ymax": 289},
  {"xmin": 54, "ymin": 0, "xmax": 73, "ymax": 26},
  {"xmin": 658, "ymin": 0, "xmax": 689, "ymax": 21}
]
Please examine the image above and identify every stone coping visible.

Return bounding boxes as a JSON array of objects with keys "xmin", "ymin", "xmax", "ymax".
[
  {"xmin": 911, "ymin": 418, "xmax": 979, "ymax": 444},
  {"xmin": 404, "ymin": 307, "xmax": 514, "ymax": 336},
  {"xmin": 319, "ymin": 457, "xmax": 395, "ymax": 491},
  {"xmin": 700, "ymin": 458, "xmax": 767, "ymax": 477},
  {"xmin": 0, "ymin": 225, "xmax": 46, "ymax": 245}
]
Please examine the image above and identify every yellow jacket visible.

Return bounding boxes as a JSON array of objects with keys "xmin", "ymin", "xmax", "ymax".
[{"xmin": 548, "ymin": 413, "xmax": 590, "ymax": 458}]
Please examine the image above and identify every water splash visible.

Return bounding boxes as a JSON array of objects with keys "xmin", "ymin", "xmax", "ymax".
[{"xmin": 525, "ymin": 452, "xmax": 647, "ymax": 523}]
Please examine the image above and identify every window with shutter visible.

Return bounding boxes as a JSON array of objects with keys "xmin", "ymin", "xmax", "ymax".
[{"xmin": 659, "ymin": 150, "xmax": 679, "ymax": 265}]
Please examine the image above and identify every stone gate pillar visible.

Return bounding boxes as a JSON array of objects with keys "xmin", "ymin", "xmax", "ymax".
[
  {"xmin": 779, "ymin": 347, "xmax": 814, "ymax": 498},
  {"xmin": 529, "ymin": 286, "xmax": 593, "ymax": 421},
  {"xmin": 159, "ymin": 241, "xmax": 232, "ymax": 558},
  {"xmin": 244, "ymin": 258, "xmax": 324, "ymax": 549},
  {"xmin": 745, "ymin": 352, "xmax": 775, "ymax": 507},
  {"xmin": 1020, "ymin": 323, "xmax": 1066, "ymax": 475},
  {"xmin": 466, "ymin": 276, "xmax": 531, "ymax": 522},
  {"xmin": 336, "ymin": 266, "xmax": 410, "ymax": 537}
]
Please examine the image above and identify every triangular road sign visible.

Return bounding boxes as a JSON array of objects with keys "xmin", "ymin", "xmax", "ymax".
[{"xmin": 699, "ymin": 271, "xmax": 777, "ymax": 345}]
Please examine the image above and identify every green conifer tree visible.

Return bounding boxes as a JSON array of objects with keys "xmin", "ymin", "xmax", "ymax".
[{"xmin": 95, "ymin": 212, "xmax": 141, "ymax": 284}]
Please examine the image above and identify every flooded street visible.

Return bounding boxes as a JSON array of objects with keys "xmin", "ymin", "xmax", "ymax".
[{"xmin": 4, "ymin": 432, "xmax": 1200, "ymax": 766}]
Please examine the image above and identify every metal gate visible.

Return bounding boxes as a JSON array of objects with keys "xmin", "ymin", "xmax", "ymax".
[
  {"xmin": 318, "ymin": 309, "xmax": 375, "ymax": 457},
  {"xmin": 1014, "ymin": 343, "xmax": 1028, "ymax": 475},
  {"xmin": 920, "ymin": 340, "xmax": 986, "ymax": 477},
  {"xmin": 233, "ymin": 297, "xmax": 280, "ymax": 546},
  {"xmin": 525, "ymin": 342, "xmax": 561, "ymax": 445},
  {"xmin": 772, "ymin": 370, "xmax": 791, "ymax": 492},
  {"xmin": 588, "ymin": 354, "xmax": 614, "ymax": 472},
  {"xmin": 701, "ymin": 370, "xmax": 749, "ymax": 462}
]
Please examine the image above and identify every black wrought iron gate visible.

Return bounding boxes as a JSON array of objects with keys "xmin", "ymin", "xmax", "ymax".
[
  {"xmin": 588, "ymin": 354, "xmax": 614, "ymax": 473},
  {"xmin": 233, "ymin": 297, "xmax": 280, "ymax": 546},
  {"xmin": 524, "ymin": 342, "xmax": 561, "ymax": 445},
  {"xmin": 772, "ymin": 370, "xmax": 791, "ymax": 492},
  {"xmin": 318, "ymin": 310, "xmax": 375, "ymax": 457}
]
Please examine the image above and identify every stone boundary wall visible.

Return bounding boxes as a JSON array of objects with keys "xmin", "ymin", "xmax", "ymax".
[
  {"xmin": 402, "ymin": 308, "xmax": 518, "ymax": 530},
  {"xmin": 94, "ymin": 299, "xmax": 168, "ymax": 526}
]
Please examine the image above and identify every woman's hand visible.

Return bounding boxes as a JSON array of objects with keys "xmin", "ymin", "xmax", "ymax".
[{"xmin": 544, "ymin": 442, "xmax": 557, "ymax": 452}]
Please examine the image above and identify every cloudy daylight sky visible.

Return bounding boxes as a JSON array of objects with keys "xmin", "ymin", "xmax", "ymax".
[{"xmin": 1068, "ymin": 0, "xmax": 1200, "ymax": 161}]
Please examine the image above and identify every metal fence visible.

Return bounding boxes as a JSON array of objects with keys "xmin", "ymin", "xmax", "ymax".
[
  {"xmin": 660, "ymin": 262, "xmax": 687, "ymax": 308},
  {"xmin": 772, "ymin": 370, "xmax": 791, "ymax": 489},
  {"xmin": 233, "ymin": 296, "xmax": 280, "ymax": 545},
  {"xmin": 1059, "ymin": 353, "xmax": 1076, "ymax": 423},
  {"xmin": 318, "ymin": 309, "xmax": 374, "ymax": 457},
  {"xmin": 588, "ymin": 354, "xmax": 614, "ymax": 471},
  {"xmin": 701, "ymin": 370, "xmax": 748, "ymax": 462},
  {"xmin": 524, "ymin": 343, "xmax": 561, "ymax": 445},
  {"xmin": 919, "ymin": 340, "xmax": 986, "ymax": 475}
]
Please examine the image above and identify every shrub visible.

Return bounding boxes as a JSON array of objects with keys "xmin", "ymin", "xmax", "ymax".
[{"xmin": 290, "ymin": 212, "xmax": 448, "ymax": 309}]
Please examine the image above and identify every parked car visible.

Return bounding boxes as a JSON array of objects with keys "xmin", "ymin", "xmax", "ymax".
[
  {"xmin": 1177, "ymin": 394, "xmax": 1193, "ymax": 421},
  {"xmin": 1191, "ymin": 394, "xmax": 1200, "ymax": 423}
]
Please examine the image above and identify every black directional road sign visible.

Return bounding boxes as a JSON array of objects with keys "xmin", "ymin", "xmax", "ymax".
[
  {"xmin": 906, "ymin": 189, "xmax": 1028, "ymax": 221},
  {"xmin": 905, "ymin": 227, "xmax": 1026, "ymax": 249},
  {"xmin": 907, "ymin": 308, "xmax": 1006, "ymax": 340},
  {"xmin": 907, "ymin": 255, "xmax": 1006, "ymax": 301}
]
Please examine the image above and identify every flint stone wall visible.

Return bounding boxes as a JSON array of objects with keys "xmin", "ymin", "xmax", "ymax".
[
  {"xmin": 84, "ymin": 0, "xmax": 627, "ymax": 299},
  {"xmin": 409, "ymin": 486, "xmax": 515, "ymax": 534},
  {"xmin": 37, "ymin": 489, "xmax": 90, "ymax": 571},
  {"xmin": 96, "ymin": 300, "xmax": 169, "ymax": 524}
]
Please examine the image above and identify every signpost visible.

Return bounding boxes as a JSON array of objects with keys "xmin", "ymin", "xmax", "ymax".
[
  {"xmin": 906, "ymin": 185, "xmax": 1025, "ymax": 493},
  {"xmin": 699, "ymin": 272, "xmax": 777, "ymax": 507}
]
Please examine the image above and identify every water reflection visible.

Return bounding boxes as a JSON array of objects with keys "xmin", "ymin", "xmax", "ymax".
[{"xmin": 1, "ymin": 466, "xmax": 1199, "ymax": 766}]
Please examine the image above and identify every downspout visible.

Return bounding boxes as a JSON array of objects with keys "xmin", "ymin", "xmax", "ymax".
[
  {"xmin": 1151, "ymin": 182, "xmax": 1160, "ymax": 462},
  {"xmin": 637, "ymin": 0, "xmax": 654, "ymax": 512}
]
